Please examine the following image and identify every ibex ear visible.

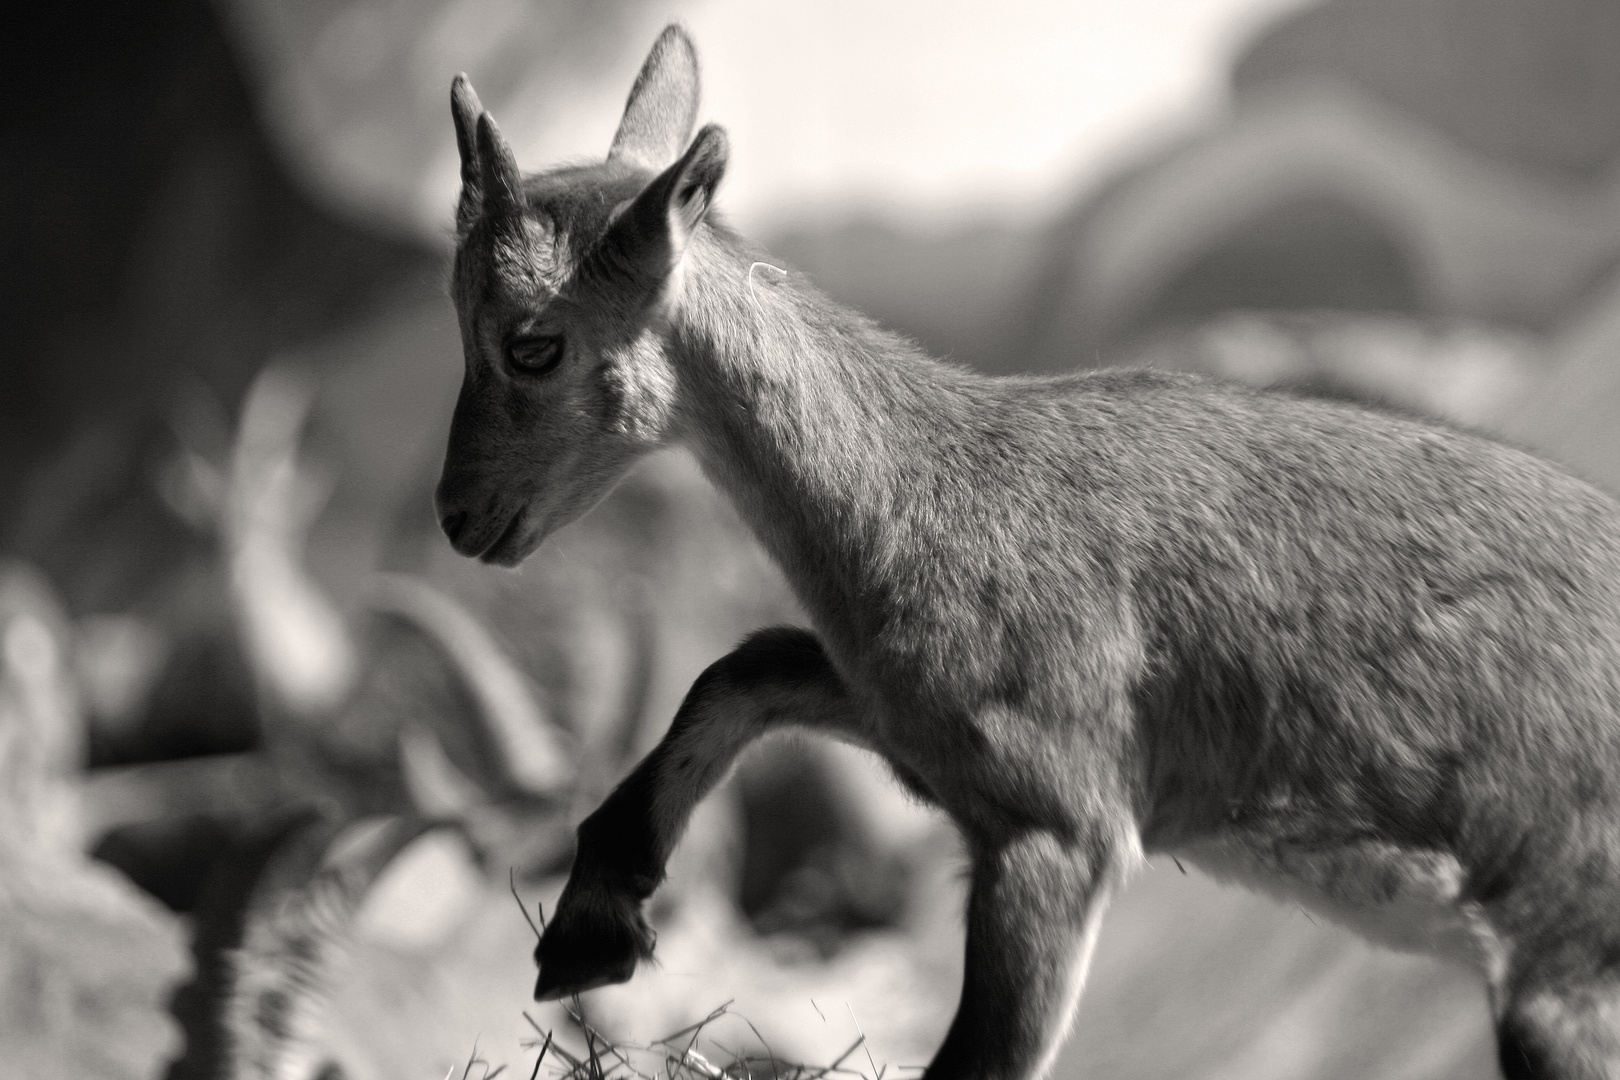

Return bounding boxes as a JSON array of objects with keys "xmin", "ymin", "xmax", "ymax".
[
  {"xmin": 604, "ymin": 124, "xmax": 728, "ymax": 289},
  {"xmin": 608, "ymin": 25, "xmax": 700, "ymax": 170},
  {"xmin": 451, "ymin": 74, "xmax": 485, "ymax": 233}
]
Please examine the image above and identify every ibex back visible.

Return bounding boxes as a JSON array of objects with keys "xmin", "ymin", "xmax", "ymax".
[{"xmin": 435, "ymin": 26, "xmax": 1620, "ymax": 1080}]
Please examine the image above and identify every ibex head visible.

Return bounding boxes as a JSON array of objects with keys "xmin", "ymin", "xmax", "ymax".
[{"xmin": 436, "ymin": 26, "xmax": 728, "ymax": 566}]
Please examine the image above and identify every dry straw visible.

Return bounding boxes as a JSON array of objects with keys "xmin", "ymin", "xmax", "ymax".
[{"xmin": 496, "ymin": 876, "xmax": 918, "ymax": 1080}]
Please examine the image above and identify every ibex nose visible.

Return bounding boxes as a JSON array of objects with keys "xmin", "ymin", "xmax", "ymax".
[{"xmin": 439, "ymin": 510, "xmax": 469, "ymax": 545}]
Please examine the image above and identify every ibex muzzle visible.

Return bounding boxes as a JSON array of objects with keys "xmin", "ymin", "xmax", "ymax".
[{"xmin": 439, "ymin": 25, "xmax": 1620, "ymax": 1080}]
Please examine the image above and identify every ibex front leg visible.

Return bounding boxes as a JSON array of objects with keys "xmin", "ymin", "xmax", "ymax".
[{"xmin": 535, "ymin": 626, "xmax": 866, "ymax": 1000}]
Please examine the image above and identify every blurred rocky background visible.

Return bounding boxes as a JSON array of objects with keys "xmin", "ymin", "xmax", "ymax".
[{"xmin": 5, "ymin": 0, "xmax": 1620, "ymax": 1077}]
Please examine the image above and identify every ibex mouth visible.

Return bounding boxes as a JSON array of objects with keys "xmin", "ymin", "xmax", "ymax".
[{"xmin": 477, "ymin": 508, "xmax": 532, "ymax": 567}]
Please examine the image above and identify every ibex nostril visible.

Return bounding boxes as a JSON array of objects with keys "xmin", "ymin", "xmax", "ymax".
[{"xmin": 440, "ymin": 510, "xmax": 469, "ymax": 544}]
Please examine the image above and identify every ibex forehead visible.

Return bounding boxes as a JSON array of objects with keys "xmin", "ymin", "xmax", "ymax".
[
  {"xmin": 522, "ymin": 163, "xmax": 654, "ymax": 241},
  {"xmin": 502, "ymin": 213, "xmax": 563, "ymax": 280},
  {"xmin": 461, "ymin": 164, "xmax": 653, "ymax": 294}
]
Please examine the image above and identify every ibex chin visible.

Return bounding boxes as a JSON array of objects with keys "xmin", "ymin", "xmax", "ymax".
[{"xmin": 435, "ymin": 25, "xmax": 1620, "ymax": 1080}]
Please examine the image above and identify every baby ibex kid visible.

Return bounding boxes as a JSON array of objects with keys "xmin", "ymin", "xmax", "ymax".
[{"xmin": 435, "ymin": 26, "xmax": 1620, "ymax": 1080}]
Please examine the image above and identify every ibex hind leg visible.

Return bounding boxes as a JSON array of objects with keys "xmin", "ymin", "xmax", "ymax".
[
  {"xmin": 1497, "ymin": 978, "xmax": 1620, "ymax": 1080},
  {"xmin": 535, "ymin": 626, "xmax": 867, "ymax": 1000}
]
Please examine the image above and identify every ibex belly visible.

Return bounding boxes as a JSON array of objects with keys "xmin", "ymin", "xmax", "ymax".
[{"xmin": 1173, "ymin": 837, "xmax": 1507, "ymax": 978}]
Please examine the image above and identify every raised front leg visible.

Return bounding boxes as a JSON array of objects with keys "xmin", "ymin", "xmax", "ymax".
[
  {"xmin": 928, "ymin": 829, "xmax": 1122, "ymax": 1080},
  {"xmin": 534, "ymin": 626, "xmax": 865, "ymax": 1000}
]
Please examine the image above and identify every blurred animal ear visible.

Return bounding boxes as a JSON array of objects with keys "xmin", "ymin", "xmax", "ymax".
[
  {"xmin": 602, "ymin": 124, "xmax": 728, "ymax": 289},
  {"xmin": 451, "ymin": 74, "xmax": 485, "ymax": 233},
  {"xmin": 608, "ymin": 25, "xmax": 700, "ymax": 170}
]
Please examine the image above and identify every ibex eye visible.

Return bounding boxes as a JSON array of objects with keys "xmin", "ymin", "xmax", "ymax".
[{"xmin": 506, "ymin": 334, "xmax": 565, "ymax": 375}]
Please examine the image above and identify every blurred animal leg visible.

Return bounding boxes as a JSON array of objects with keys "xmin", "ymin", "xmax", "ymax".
[
  {"xmin": 535, "ymin": 626, "xmax": 862, "ymax": 999},
  {"xmin": 926, "ymin": 828, "xmax": 1120, "ymax": 1080}
]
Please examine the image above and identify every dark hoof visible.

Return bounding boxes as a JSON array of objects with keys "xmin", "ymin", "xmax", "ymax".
[{"xmin": 533, "ymin": 894, "xmax": 655, "ymax": 1001}]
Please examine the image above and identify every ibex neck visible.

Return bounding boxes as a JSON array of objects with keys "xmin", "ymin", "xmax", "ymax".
[{"xmin": 671, "ymin": 228, "xmax": 970, "ymax": 649}]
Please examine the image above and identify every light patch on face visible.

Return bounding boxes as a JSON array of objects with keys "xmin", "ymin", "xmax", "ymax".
[{"xmin": 599, "ymin": 331, "xmax": 678, "ymax": 443}]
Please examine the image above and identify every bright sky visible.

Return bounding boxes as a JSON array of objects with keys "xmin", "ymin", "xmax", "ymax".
[{"xmin": 474, "ymin": 0, "xmax": 1314, "ymax": 235}]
